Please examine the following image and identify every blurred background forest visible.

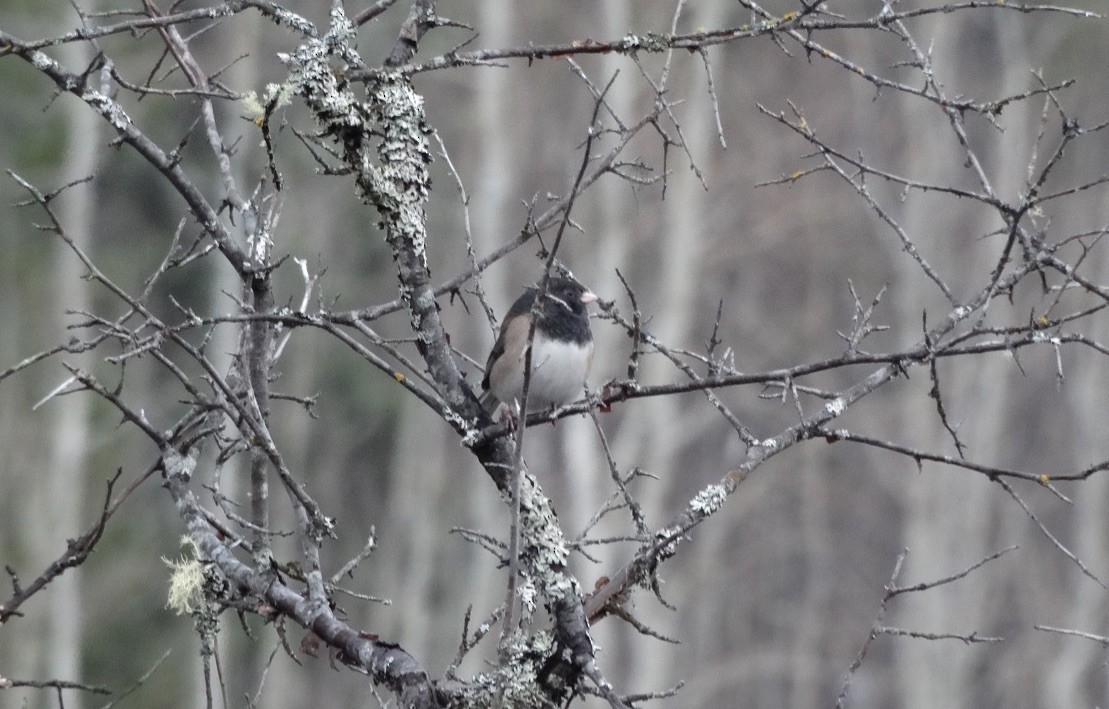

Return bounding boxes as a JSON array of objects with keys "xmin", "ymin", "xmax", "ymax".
[{"xmin": 3, "ymin": 0, "xmax": 1109, "ymax": 707}]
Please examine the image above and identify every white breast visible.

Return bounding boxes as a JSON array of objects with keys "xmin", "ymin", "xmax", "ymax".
[{"xmin": 490, "ymin": 331, "xmax": 593, "ymax": 411}]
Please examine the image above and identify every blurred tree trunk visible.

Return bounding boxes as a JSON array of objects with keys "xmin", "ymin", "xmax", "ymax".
[
  {"xmin": 375, "ymin": 0, "xmax": 524, "ymax": 679},
  {"xmin": 623, "ymin": 0, "xmax": 730, "ymax": 693},
  {"xmin": 466, "ymin": 0, "xmax": 519, "ymax": 658},
  {"xmin": 893, "ymin": 15, "xmax": 1033, "ymax": 707},
  {"xmin": 190, "ymin": 14, "xmax": 266, "ymax": 706},
  {"xmin": 1041, "ymin": 193, "xmax": 1109, "ymax": 707},
  {"xmin": 1038, "ymin": 23, "xmax": 1109, "ymax": 708},
  {"xmin": 562, "ymin": 0, "xmax": 635, "ymax": 674},
  {"xmin": 28, "ymin": 37, "xmax": 101, "ymax": 709}
]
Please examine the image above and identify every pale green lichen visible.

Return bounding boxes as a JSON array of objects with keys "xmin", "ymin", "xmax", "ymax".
[
  {"xmin": 164, "ymin": 537, "xmax": 206, "ymax": 615},
  {"xmin": 516, "ymin": 473, "xmax": 582, "ymax": 607},
  {"xmin": 283, "ymin": 9, "xmax": 432, "ymax": 264},
  {"xmin": 620, "ymin": 31, "xmax": 672, "ymax": 54},
  {"xmin": 242, "ymin": 83, "xmax": 295, "ymax": 121},
  {"xmin": 460, "ymin": 631, "xmax": 557, "ymax": 708}
]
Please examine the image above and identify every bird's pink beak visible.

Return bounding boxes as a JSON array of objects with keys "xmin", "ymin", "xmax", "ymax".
[{"xmin": 581, "ymin": 290, "xmax": 598, "ymax": 304}]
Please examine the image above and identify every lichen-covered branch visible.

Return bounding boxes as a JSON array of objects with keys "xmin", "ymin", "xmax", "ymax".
[
  {"xmin": 285, "ymin": 6, "xmax": 601, "ymax": 702},
  {"xmin": 162, "ymin": 449, "xmax": 449, "ymax": 707}
]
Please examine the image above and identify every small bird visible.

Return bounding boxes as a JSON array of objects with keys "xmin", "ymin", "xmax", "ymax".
[{"xmin": 480, "ymin": 274, "xmax": 597, "ymax": 414}]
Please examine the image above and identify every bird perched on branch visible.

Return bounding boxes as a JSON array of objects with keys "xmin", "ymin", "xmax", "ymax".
[{"xmin": 480, "ymin": 273, "xmax": 597, "ymax": 415}]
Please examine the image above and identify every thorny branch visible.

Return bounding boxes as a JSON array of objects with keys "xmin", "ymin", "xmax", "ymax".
[{"xmin": 835, "ymin": 547, "xmax": 1014, "ymax": 708}]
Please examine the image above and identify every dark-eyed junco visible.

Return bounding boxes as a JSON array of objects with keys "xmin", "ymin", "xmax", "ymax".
[{"xmin": 480, "ymin": 274, "xmax": 597, "ymax": 414}]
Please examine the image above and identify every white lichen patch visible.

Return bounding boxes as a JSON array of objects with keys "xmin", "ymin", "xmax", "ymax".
[
  {"xmin": 162, "ymin": 447, "xmax": 196, "ymax": 482},
  {"xmin": 82, "ymin": 91, "xmax": 134, "ymax": 132},
  {"xmin": 759, "ymin": 437, "xmax": 780, "ymax": 452},
  {"xmin": 653, "ymin": 525, "xmax": 682, "ymax": 558},
  {"xmin": 451, "ymin": 410, "xmax": 481, "ymax": 444},
  {"xmin": 30, "ymin": 50, "xmax": 59, "ymax": 72},
  {"xmin": 518, "ymin": 578, "xmax": 538, "ymax": 615},
  {"xmin": 824, "ymin": 397, "xmax": 846, "ymax": 417},
  {"xmin": 268, "ymin": 7, "xmax": 318, "ymax": 37},
  {"xmin": 323, "ymin": 6, "xmax": 362, "ymax": 65},
  {"xmin": 690, "ymin": 484, "xmax": 728, "ymax": 516}
]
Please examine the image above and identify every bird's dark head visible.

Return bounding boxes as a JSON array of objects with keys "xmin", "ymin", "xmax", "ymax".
[{"xmin": 542, "ymin": 274, "xmax": 597, "ymax": 317}]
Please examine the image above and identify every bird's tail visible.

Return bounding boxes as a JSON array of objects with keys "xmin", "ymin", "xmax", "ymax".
[{"xmin": 478, "ymin": 389, "xmax": 499, "ymax": 414}]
